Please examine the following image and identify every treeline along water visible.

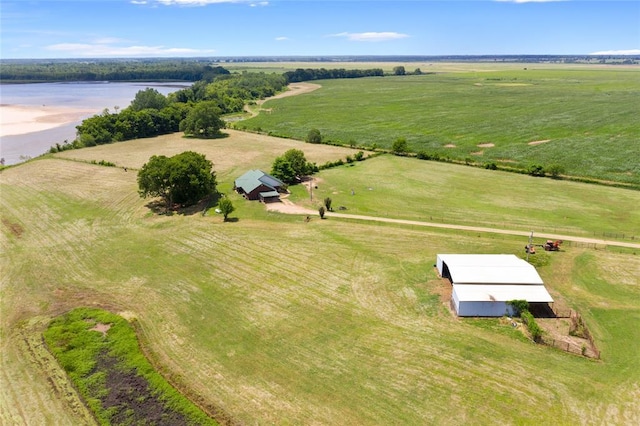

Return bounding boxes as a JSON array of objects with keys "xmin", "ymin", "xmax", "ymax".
[{"xmin": 0, "ymin": 82, "xmax": 190, "ymax": 165}]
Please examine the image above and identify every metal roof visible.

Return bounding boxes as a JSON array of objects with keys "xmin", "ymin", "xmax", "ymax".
[
  {"xmin": 235, "ymin": 170, "xmax": 284, "ymax": 194},
  {"xmin": 259, "ymin": 191, "xmax": 280, "ymax": 198},
  {"xmin": 437, "ymin": 254, "xmax": 544, "ymax": 285},
  {"xmin": 453, "ymin": 284, "xmax": 554, "ymax": 303}
]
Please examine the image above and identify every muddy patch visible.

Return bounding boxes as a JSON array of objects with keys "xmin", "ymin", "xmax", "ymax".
[{"xmin": 97, "ymin": 350, "xmax": 192, "ymax": 425}]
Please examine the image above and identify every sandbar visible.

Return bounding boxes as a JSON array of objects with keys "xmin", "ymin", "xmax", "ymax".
[{"xmin": 0, "ymin": 104, "xmax": 96, "ymax": 138}]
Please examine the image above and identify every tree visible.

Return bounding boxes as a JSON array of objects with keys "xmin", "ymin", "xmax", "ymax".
[
  {"xmin": 306, "ymin": 128, "xmax": 322, "ymax": 144},
  {"xmin": 129, "ymin": 88, "xmax": 169, "ymax": 111},
  {"xmin": 546, "ymin": 163, "xmax": 565, "ymax": 179},
  {"xmin": 137, "ymin": 155, "xmax": 172, "ymax": 207},
  {"xmin": 528, "ymin": 163, "xmax": 545, "ymax": 177},
  {"xmin": 218, "ymin": 197, "xmax": 235, "ymax": 221},
  {"xmin": 271, "ymin": 149, "xmax": 314, "ymax": 184},
  {"xmin": 319, "ymin": 206, "xmax": 325, "ymax": 219},
  {"xmin": 138, "ymin": 151, "xmax": 217, "ymax": 210},
  {"xmin": 392, "ymin": 137, "xmax": 408, "ymax": 155},
  {"xmin": 180, "ymin": 101, "xmax": 225, "ymax": 138},
  {"xmin": 393, "ymin": 66, "xmax": 406, "ymax": 76},
  {"xmin": 324, "ymin": 197, "xmax": 332, "ymax": 211}
]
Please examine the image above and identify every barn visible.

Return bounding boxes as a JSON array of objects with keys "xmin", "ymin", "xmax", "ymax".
[
  {"xmin": 436, "ymin": 254, "xmax": 553, "ymax": 317},
  {"xmin": 234, "ymin": 170, "xmax": 286, "ymax": 202}
]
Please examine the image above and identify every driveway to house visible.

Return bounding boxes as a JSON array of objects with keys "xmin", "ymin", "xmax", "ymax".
[{"xmin": 266, "ymin": 199, "xmax": 640, "ymax": 250}]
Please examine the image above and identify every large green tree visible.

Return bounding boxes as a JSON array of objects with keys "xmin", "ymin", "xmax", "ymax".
[
  {"xmin": 179, "ymin": 101, "xmax": 225, "ymax": 138},
  {"xmin": 129, "ymin": 88, "xmax": 169, "ymax": 111},
  {"xmin": 138, "ymin": 151, "xmax": 217, "ymax": 209},
  {"xmin": 271, "ymin": 149, "xmax": 315, "ymax": 184}
]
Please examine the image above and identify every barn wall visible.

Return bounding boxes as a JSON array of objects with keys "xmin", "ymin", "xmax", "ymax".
[{"xmin": 455, "ymin": 301, "xmax": 516, "ymax": 317}]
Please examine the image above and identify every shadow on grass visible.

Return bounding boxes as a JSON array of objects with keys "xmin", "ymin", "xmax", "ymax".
[
  {"xmin": 145, "ymin": 193, "xmax": 221, "ymax": 217},
  {"xmin": 182, "ymin": 132, "xmax": 230, "ymax": 140}
]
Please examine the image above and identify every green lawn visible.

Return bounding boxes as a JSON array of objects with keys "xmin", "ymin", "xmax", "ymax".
[
  {"xmin": 290, "ymin": 155, "xmax": 640, "ymax": 240},
  {"xmin": 240, "ymin": 68, "xmax": 640, "ymax": 185},
  {"xmin": 2, "ymin": 133, "xmax": 639, "ymax": 424}
]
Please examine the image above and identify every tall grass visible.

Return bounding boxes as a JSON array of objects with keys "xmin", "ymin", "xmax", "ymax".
[{"xmin": 241, "ymin": 69, "xmax": 640, "ymax": 185}]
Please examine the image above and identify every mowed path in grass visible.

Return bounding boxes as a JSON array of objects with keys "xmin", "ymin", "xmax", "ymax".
[{"xmin": 2, "ymin": 134, "xmax": 640, "ymax": 424}]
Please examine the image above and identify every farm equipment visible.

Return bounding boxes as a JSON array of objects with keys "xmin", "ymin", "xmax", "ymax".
[
  {"xmin": 543, "ymin": 240, "xmax": 563, "ymax": 251},
  {"xmin": 525, "ymin": 236, "xmax": 563, "ymax": 255}
]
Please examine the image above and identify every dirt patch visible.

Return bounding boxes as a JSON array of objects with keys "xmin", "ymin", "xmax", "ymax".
[
  {"xmin": 90, "ymin": 323, "xmax": 111, "ymax": 337},
  {"xmin": 477, "ymin": 143, "xmax": 495, "ymax": 148},
  {"xmin": 528, "ymin": 139, "xmax": 551, "ymax": 146},
  {"xmin": 265, "ymin": 198, "xmax": 317, "ymax": 216},
  {"xmin": 2, "ymin": 218, "xmax": 24, "ymax": 237},
  {"xmin": 471, "ymin": 151, "xmax": 484, "ymax": 156},
  {"xmin": 97, "ymin": 350, "xmax": 192, "ymax": 425},
  {"xmin": 443, "ymin": 144, "xmax": 456, "ymax": 148}
]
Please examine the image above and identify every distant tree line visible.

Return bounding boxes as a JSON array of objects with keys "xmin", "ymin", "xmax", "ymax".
[
  {"xmin": 283, "ymin": 68, "xmax": 384, "ymax": 83},
  {"xmin": 0, "ymin": 60, "xmax": 230, "ymax": 82},
  {"xmin": 52, "ymin": 71, "xmax": 287, "ymax": 151}
]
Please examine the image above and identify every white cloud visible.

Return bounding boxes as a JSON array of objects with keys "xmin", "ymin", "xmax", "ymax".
[
  {"xmin": 590, "ymin": 49, "xmax": 640, "ymax": 55},
  {"xmin": 130, "ymin": 1, "xmax": 148, "ymax": 4},
  {"xmin": 151, "ymin": 0, "xmax": 261, "ymax": 5},
  {"xmin": 330, "ymin": 32, "xmax": 409, "ymax": 42},
  {"xmin": 46, "ymin": 42, "xmax": 215, "ymax": 57},
  {"xmin": 275, "ymin": 36, "xmax": 289, "ymax": 41}
]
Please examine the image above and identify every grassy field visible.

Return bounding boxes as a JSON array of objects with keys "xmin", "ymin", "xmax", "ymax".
[
  {"xmin": 239, "ymin": 67, "xmax": 640, "ymax": 186},
  {"xmin": 2, "ymin": 130, "xmax": 639, "ymax": 424}
]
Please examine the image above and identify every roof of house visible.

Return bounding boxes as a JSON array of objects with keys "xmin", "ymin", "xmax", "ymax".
[
  {"xmin": 453, "ymin": 284, "xmax": 554, "ymax": 303},
  {"xmin": 235, "ymin": 170, "xmax": 284, "ymax": 194},
  {"xmin": 437, "ymin": 254, "xmax": 544, "ymax": 285}
]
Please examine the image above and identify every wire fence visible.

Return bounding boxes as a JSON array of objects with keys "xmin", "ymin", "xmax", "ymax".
[{"xmin": 540, "ymin": 309, "xmax": 600, "ymax": 359}]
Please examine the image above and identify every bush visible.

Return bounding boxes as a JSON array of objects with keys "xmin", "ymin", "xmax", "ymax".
[
  {"xmin": 484, "ymin": 161, "xmax": 498, "ymax": 170},
  {"xmin": 528, "ymin": 163, "xmax": 545, "ymax": 177},
  {"xmin": 521, "ymin": 310, "xmax": 543, "ymax": 342},
  {"xmin": 306, "ymin": 128, "xmax": 322, "ymax": 144},
  {"xmin": 506, "ymin": 300, "xmax": 529, "ymax": 317},
  {"xmin": 546, "ymin": 163, "xmax": 565, "ymax": 179}
]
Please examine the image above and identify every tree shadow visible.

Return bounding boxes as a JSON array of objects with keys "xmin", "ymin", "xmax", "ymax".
[
  {"xmin": 145, "ymin": 193, "xmax": 221, "ymax": 217},
  {"xmin": 223, "ymin": 217, "xmax": 239, "ymax": 223},
  {"xmin": 182, "ymin": 132, "xmax": 230, "ymax": 140}
]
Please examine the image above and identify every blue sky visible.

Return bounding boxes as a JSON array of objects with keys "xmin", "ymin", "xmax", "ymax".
[{"xmin": 1, "ymin": 1, "xmax": 638, "ymax": 59}]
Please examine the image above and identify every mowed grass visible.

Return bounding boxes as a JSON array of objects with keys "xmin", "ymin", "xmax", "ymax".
[
  {"xmin": 241, "ymin": 68, "xmax": 640, "ymax": 185},
  {"xmin": 291, "ymin": 155, "xmax": 640, "ymax": 239},
  {"xmin": 52, "ymin": 128, "xmax": 364, "ymax": 183},
  {"xmin": 2, "ymin": 135, "xmax": 640, "ymax": 424}
]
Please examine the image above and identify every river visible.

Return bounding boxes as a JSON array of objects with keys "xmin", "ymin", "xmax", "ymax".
[{"xmin": 0, "ymin": 82, "xmax": 190, "ymax": 165}]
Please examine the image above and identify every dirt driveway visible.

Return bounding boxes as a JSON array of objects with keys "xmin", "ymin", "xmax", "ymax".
[{"xmin": 265, "ymin": 199, "xmax": 640, "ymax": 249}]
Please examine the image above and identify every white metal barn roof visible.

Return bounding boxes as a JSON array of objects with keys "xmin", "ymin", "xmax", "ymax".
[
  {"xmin": 436, "ymin": 254, "xmax": 544, "ymax": 285},
  {"xmin": 452, "ymin": 284, "xmax": 554, "ymax": 303},
  {"xmin": 437, "ymin": 254, "xmax": 554, "ymax": 316}
]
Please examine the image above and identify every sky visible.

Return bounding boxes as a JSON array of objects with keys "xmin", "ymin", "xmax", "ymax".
[{"xmin": 1, "ymin": 0, "xmax": 639, "ymax": 59}]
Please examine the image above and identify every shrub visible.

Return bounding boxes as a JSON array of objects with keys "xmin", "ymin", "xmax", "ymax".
[
  {"xmin": 521, "ymin": 310, "xmax": 542, "ymax": 342},
  {"xmin": 546, "ymin": 163, "xmax": 565, "ymax": 179},
  {"xmin": 506, "ymin": 300, "xmax": 529, "ymax": 317},
  {"xmin": 354, "ymin": 151, "xmax": 364, "ymax": 161},
  {"xmin": 318, "ymin": 206, "xmax": 325, "ymax": 219},
  {"xmin": 528, "ymin": 163, "xmax": 545, "ymax": 177},
  {"xmin": 484, "ymin": 161, "xmax": 498, "ymax": 170},
  {"xmin": 306, "ymin": 128, "xmax": 322, "ymax": 144}
]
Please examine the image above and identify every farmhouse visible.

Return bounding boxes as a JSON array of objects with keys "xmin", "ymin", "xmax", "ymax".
[
  {"xmin": 436, "ymin": 254, "xmax": 553, "ymax": 317},
  {"xmin": 234, "ymin": 170, "xmax": 286, "ymax": 202}
]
